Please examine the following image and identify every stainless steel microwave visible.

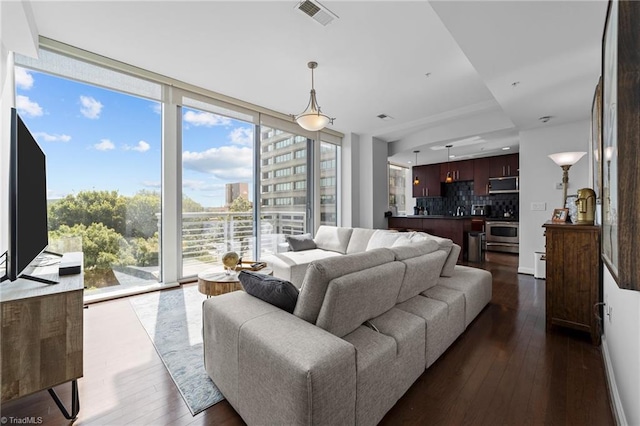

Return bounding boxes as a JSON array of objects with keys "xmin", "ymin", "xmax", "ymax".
[{"xmin": 488, "ymin": 176, "xmax": 519, "ymax": 194}]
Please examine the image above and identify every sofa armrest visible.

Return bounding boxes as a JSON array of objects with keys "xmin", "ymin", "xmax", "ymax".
[{"xmin": 203, "ymin": 291, "xmax": 356, "ymax": 425}]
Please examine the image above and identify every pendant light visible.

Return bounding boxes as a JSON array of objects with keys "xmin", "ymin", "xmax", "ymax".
[
  {"xmin": 413, "ymin": 151, "xmax": 420, "ymax": 185},
  {"xmin": 294, "ymin": 61, "xmax": 335, "ymax": 131},
  {"xmin": 445, "ymin": 145, "xmax": 453, "ymax": 183}
]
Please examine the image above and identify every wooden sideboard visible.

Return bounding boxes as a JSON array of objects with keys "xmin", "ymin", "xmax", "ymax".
[
  {"xmin": 1, "ymin": 254, "xmax": 83, "ymax": 418},
  {"xmin": 543, "ymin": 222, "xmax": 601, "ymax": 345}
]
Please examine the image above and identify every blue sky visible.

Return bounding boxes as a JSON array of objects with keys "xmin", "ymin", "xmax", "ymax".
[{"xmin": 15, "ymin": 67, "xmax": 254, "ymax": 208}]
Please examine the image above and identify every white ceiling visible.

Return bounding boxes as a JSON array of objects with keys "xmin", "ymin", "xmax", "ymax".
[{"xmin": 25, "ymin": 0, "xmax": 607, "ymax": 166}]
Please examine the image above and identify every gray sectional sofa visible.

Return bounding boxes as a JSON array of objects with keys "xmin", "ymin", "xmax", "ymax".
[{"xmin": 202, "ymin": 226, "xmax": 492, "ymax": 425}]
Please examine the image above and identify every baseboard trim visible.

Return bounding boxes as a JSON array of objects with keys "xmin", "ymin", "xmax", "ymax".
[
  {"xmin": 517, "ymin": 267, "xmax": 534, "ymax": 275},
  {"xmin": 601, "ymin": 335, "xmax": 627, "ymax": 425}
]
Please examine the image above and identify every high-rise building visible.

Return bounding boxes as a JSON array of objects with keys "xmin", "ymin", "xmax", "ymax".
[{"xmin": 225, "ymin": 182, "xmax": 249, "ymax": 206}]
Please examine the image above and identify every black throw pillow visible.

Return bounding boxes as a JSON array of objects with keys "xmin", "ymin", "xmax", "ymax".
[
  {"xmin": 286, "ymin": 233, "xmax": 317, "ymax": 252},
  {"xmin": 238, "ymin": 271, "xmax": 299, "ymax": 314}
]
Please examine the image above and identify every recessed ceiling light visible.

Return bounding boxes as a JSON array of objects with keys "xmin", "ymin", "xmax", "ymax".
[
  {"xmin": 425, "ymin": 72, "xmax": 432, "ymax": 78},
  {"xmin": 377, "ymin": 114, "xmax": 394, "ymax": 121},
  {"xmin": 502, "ymin": 147, "xmax": 511, "ymax": 151},
  {"xmin": 511, "ymin": 81, "xmax": 520, "ymax": 87},
  {"xmin": 539, "ymin": 115, "xmax": 552, "ymax": 123}
]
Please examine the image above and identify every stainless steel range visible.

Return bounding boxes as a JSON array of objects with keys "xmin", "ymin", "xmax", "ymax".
[{"xmin": 485, "ymin": 221, "xmax": 519, "ymax": 254}]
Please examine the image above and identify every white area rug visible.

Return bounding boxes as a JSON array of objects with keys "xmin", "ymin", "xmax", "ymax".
[{"xmin": 129, "ymin": 285, "xmax": 224, "ymax": 415}]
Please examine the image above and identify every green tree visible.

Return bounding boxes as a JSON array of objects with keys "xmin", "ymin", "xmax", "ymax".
[
  {"xmin": 128, "ymin": 233, "xmax": 160, "ymax": 266},
  {"xmin": 49, "ymin": 190, "xmax": 127, "ymax": 235},
  {"xmin": 126, "ymin": 190, "xmax": 161, "ymax": 238},
  {"xmin": 49, "ymin": 223, "xmax": 130, "ymax": 269},
  {"xmin": 229, "ymin": 196, "xmax": 252, "ymax": 212},
  {"xmin": 182, "ymin": 194, "xmax": 205, "ymax": 213}
]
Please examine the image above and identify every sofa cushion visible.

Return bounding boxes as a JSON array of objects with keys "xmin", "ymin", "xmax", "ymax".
[
  {"xmin": 438, "ymin": 264, "xmax": 492, "ymax": 327},
  {"xmin": 441, "ymin": 244, "xmax": 461, "ymax": 277},
  {"xmin": 314, "ymin": 226, "xmax": 353, "ymax": 254},
  {"xmin": 264, "ymin": 249, "xmax": 342, "ymax": 289},
  {"xmin": 346, "ymin": 228, "xmax": 377, "ymax": 254},
  {"xmin": 395, "ymin": 249, "xmax": 448, "ymax": 303},
  {"xmin": 238, "ymin": 271, "xmax": 299, "ymax": 314},
  {"xmin": 315, "ymin": 261, "xmax": 405, "ymax": 338},
  {"xmin": 293, "ymin": 248, "xmax": 396, "ymax": 324},
  {"xmin": 365, "ymin": 229, "xmax": 401, "ymax": 251},
  {"xmin": 389, "ymin": 240, "xmax": 440, "ymax": 260},
  {"xmin": 286, "ymin": 233, "xmax": 317, "ymax": 252}
]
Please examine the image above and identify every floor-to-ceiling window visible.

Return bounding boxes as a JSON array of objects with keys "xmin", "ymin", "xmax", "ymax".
[
  {"xmin": 15, "ymin": 40, "xmax": 342, "ymax": 296},
  {"xmin": 389, "ymin": 163, "xmax": 408, "ymax": 215},
  {"xmin": 258, "ymin": 124, "xmax": 310, "ymax": 258},
  {"xmin": 14, "ymin": 57, "xmax": 162, "ymax": 299},
  {"xmin": 319, "ymin": 141, "xmax": 340, "ymax": 226},
  {"xmin": 180, "ymin": 99, "xmax": 255, "ymax": 278}
]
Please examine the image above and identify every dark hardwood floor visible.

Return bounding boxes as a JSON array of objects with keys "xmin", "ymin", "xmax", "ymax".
[{"xmin": 1, "ymin": 252, "xmax": 614, "ymax": 425}]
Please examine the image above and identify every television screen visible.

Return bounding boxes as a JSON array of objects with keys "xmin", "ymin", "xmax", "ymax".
[{"xmin": 6, "ymin": 108, "xmax": 49, "ymax": 281}]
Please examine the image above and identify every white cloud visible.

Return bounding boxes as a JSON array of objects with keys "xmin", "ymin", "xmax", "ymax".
[
  {"xmin": 142, "ymin": 180, "xmax": 161, "ymax": 189},
  {"xmin": 34, "ymin": 132, "xmax": 71, "ymax": 143},
  {"xmin": 124, "ymin": 140, "xmax": 150, "ymax": 152},
  {"xmin": 80, "ymin": 95, "xmax": 103, "ymax": 119},
  {"xmin": 183, "ymin": 110, "xmax": 231, "ymax": 127},
  {"xmin": 94, "ymin": 139, "xmax": 115, "ymax": 151},
  {"xmin": 183, "ymin": 146, "xmax": 252, "ymax": 181},
  {"xmin": 16, "ymin": 95, "xmax": 43, "ymax": 117},
  {"xmin": 151, "ymin": 103, "xmax": 161, "ymax": 115},
  {"xmin": 15, "ymin": 68, "xmax": 34, "ymax": 90},
  {"xmin": 229, "ymin": 127, "xmax": 253, "ymax": 146}
]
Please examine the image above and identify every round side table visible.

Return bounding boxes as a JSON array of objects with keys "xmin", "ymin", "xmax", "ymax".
[{"xmin": 197, "ymin": 267, "xmax": 273, "ymax": 297}]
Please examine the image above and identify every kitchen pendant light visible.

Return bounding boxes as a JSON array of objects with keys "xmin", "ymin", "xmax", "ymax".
[
  {"xmin": 445, "ymin": 145, "xmax": 453, "ymax": 183},
  {"xmin": 294, "ymin": 61, "xmax": 335, "ymax": 131},
  {"xmin": 413, "ymin": 150, "xmax": 420, "ymax": 185}
]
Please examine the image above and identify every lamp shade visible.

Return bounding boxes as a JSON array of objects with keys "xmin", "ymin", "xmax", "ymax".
[
  {"xmin": 604, "ymin": 146, "xmax": 615, "ymax": 161},
  {"xmin": 548, "ymin": 151, "xmax": 587, "ymax": 167}
]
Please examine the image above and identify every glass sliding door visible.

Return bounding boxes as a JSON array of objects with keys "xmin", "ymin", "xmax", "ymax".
[
  {"xmin": 180, "ymin": 102, "xmax": 255, "ymax": 278},
  {"xmin": 258, "ymin": 125, "xmax": 310, "ymax": 258},
  {"xmin": 14, "ymin": 65, "xmax": 162, "ymax": 299}
]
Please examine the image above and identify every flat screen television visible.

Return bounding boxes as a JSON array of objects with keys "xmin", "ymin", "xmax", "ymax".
[{"xmin": 1, "ymin": 108, "xmax": 53, "ymax": 284}]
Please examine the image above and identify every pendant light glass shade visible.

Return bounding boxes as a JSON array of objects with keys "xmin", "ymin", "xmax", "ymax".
[
  {"xmin": 294, "ymin": 62, "xmax": 334, "ymax": 131},
  {"xmin": 445, "ymin": 145, "xmax": 453, "ymax": 183},
  {"xmin": 413, "ymin": 150, "xmax": 420, "ymax": 185}
]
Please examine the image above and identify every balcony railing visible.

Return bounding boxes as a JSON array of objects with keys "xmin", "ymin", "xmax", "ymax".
[{"xmin": 181, "ymin": 210, "xmax": 306, "ymax": 277}]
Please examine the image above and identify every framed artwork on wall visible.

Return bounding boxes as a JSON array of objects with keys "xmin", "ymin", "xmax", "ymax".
[
  {"xmin": 601, "ymin": 0, "xmax": 640, "ymax": 290},
  {"xmin": 591, "ymin": 78, "xmax": 602, "ymax": 208},
  {"xmin": 601, "ymin": 0, "xmax": 618, "ymax": 281}
]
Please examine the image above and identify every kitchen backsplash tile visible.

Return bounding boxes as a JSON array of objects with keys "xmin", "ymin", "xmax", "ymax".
[{"xmin": 416, "ymin": 180, "xmax": 518, "ymax": 218}]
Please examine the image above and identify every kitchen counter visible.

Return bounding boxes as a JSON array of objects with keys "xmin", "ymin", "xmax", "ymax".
[
  {"xmin": 388, "ymin": 216, "xmax": 480, "ymax": 261},
  {"xmin": 400, "ymin": 215, "xmax": 473, "ymax": 220}
]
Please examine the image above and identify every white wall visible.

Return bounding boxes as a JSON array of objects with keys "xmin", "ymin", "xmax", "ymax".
[
  {"xmin": 341, "ymin": 132, "xmax": 359, "ymax": 228},
  {"xmin": 602, "ymin": 269, "xmax": 640, "ymax": 425},
  {"xmin": 518, "ymin": 120, "xmax": 590, "ymax": 274},
  {"xmin": 352, "ymin": 134, "xmax": 388, "ymax": 229}
]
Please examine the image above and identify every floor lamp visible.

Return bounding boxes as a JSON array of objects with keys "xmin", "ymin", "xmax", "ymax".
[{"xmin": 548, "ymin": 151, "xmax": 587, "ymax": 208}]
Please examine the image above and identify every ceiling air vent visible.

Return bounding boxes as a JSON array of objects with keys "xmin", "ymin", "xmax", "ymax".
[{"xmin": 296, "ymin": 0, "xmax": 338, "ymax": 26}]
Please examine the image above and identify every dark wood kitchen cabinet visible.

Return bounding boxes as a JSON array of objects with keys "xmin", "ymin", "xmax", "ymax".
[
  {"xmin": 473, "ymin": 157, "xmax": 492, "ymax": 195},
  {"xmin": 440, "ymin": 159, "xmax": 474, "ymax": 182},
  {"xmin": 412, "ymin": 164, "xmax": 441, "ymax": 197},
  {"xmin": 489, "ymin": 153, "xmax": 519, "ymax": 177},
  {"xmin": 543, "ymin": 222, "xmax": 601, "ymax": 345}
]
